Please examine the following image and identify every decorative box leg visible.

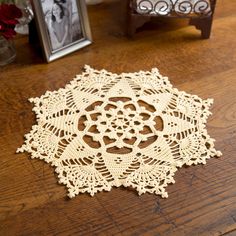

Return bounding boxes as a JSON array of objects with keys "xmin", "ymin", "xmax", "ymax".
[
  {"xmin": 127, "ymin": 0, "xmax": 151, "ymax": 37},
  {"xmin": 127, "ymin": 14, "xmax": 151, "ymax": 37},
  {"xmin": 201, "ymin": 16, "xmax": 213, "ymax": 39},
  {"xmin": 189, "ymin": 0, "xmax": 216, "ymax": 39},
  {"xmin": 189, "ymin": 16, "xmax": 213, "ymax": 39}
]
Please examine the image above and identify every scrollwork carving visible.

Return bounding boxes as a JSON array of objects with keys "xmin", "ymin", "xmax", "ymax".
[{"xmin": 135, "ymin": 0, "xmax": 212, "ymax": 16}]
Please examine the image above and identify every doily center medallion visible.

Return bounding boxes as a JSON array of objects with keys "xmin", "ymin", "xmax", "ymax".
[
  {"xmin": 17, "ymin": 66, "xmax": 222, "ymax": 198},
  {"xmin": 79, "ymin": 97, "xmax": 163, "ymax": 154}
]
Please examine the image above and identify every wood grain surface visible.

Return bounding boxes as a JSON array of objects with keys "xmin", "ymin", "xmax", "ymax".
[{"xmin": 0, "ymin": 0, "xmax": 236, "ymax": 235}]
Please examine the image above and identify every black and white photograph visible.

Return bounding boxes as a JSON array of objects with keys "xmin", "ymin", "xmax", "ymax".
[{"xmin": 32, "ymin": 0, "xmax": 92, "ymax": 62}]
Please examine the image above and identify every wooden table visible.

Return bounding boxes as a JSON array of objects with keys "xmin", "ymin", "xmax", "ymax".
[{"xmin": 1, "ymin": 0, "xmax": 236, "ymax": 235}]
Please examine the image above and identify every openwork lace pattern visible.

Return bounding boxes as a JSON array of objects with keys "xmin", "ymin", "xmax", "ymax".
[{"xmin": 17, "ymin": 66, "xmax": 222, "ymax": 198}]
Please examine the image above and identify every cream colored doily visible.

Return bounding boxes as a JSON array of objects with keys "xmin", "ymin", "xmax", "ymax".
[{"xmin": 17, "ymin": 66, "xmax": 222, "ymax": 198}]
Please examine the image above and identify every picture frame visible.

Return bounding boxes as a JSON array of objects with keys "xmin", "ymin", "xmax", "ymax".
[{"xmin": 31, "ymin": 0, "xmax": 92, "ymax": 62}]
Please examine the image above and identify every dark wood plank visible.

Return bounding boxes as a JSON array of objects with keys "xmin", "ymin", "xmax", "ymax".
[{"xmin": 0, "ymin": 0, "xmax": 236, "ymax": 235}]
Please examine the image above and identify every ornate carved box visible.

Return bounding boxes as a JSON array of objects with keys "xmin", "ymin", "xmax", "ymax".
[{"xmin": 127, "ymin": 0, "xmax": 217, "ymax": 38}]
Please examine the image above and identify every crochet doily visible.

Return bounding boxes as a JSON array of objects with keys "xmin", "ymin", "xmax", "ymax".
[{"xmin": 17, "ymin": 66, "xmax": 222, "ymax": 198}]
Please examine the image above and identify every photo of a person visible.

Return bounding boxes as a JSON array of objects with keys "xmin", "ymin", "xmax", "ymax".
[
  {"xmin": 41, "ymin": 0, "xmax": 83, "ymax": 51},
  {"xmin": 32, "ymin": 0, "xmax": 91, "ymax": 62}
]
